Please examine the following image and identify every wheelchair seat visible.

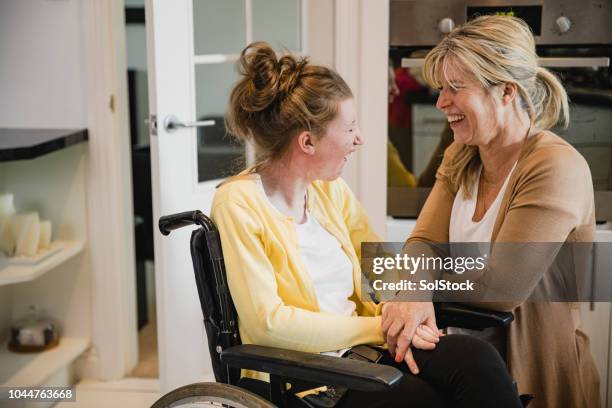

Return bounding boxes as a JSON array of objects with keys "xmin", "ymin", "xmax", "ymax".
[{"xmin": 154, "ymin": 210, "xmax": 519, "ymax": 408}]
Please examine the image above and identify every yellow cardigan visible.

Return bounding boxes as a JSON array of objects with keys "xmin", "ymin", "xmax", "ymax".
[{"xmin": 211, "ymin": 174, "xmax": 385, "ymax": 358}]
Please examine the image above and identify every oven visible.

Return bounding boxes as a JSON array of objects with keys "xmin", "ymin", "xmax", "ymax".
[{"xmin": 388, "ymin": 0, "xmax": 612, "ymax": 222}]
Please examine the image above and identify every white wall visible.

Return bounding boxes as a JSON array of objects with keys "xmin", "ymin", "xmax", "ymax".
[{"xmin": 0, "ymin": 0, "xmax": 87, "ymax": 128}]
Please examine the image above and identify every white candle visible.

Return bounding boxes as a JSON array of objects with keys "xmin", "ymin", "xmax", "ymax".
[
  {"xmin": 39, "ymin": 220, "xmax": 52, "ymax": 250},
  {"xmin": 0, "ymin": 194, "xmax": 16, "ymax": 255},
  {"xmin": 12, "ymin": 213, "xmax": 41, "ymax": 257}
]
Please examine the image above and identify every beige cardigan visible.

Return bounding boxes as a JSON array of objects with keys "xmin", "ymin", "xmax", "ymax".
[{"xmin": 408, "ymin": 131, "xmax": 600, "ymax": 408}]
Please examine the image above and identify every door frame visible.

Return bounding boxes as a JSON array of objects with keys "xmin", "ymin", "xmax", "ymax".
[
  {"xmin": 335, "ymin": 0, "xmax": 389, "ymax": 235},
  {"xmin": 81, "ymin": 0, "xmax": 139, "ymax": 380}
]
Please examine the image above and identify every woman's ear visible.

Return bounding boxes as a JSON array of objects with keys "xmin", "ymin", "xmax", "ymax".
[
  {"xmin": 297, "ymin": 130, "xmax": 316, "ymax": 155},
  {"xmin": 501, "ymin": 82, "xmax": 518, "ymax": 105}
]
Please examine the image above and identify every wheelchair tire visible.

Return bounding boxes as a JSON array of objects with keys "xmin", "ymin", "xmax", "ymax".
[{"xmin": 151, "ymin": 382, "xmax": 277, "ymax": 408}]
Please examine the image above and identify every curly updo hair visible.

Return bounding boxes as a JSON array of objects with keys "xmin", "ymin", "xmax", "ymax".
[{"xmin": 226, "ymin": 42, "xmax": 353, "ymax": 171}]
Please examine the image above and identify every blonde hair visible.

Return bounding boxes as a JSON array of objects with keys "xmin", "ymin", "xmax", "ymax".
[
  {"xmin": 422, "ymin": 15, "xmax": 569, "ymax": 197},
  {"xmin": 226, "ymin": 42, "xmax": 352, "ymax": 172}
]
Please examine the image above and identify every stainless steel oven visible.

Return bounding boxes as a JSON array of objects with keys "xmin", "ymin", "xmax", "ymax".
[{"xmin": 388, "ymin": 0, "xmax": 612, "ymax": 222}]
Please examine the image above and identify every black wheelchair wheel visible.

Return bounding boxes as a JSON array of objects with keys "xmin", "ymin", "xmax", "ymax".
[{"xmin": 151, "ymin": 382, "xmax": 277, "ymax": 408}]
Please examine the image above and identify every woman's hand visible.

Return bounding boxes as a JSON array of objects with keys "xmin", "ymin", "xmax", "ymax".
[
  {"xmin": 381, "ymin": 301, "xmax": 439, "ymax": 374},
  {"xmin": 412, "ymin": 324, "xmax": 444, "ymax": 350}
]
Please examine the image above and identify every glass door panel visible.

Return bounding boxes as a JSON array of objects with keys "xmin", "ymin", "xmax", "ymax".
[
  {"xmin": 194, "ymin": 62, "xmax": 243, "ymax": 182},
  {"xmin": 252, "ymin": 0, "xmax": 301, "ymax": 51},
  {"xmin": 193, "ymin": 0, "xmax": 246, "ymax": 55},
  {"xmin": 193, "ymin": 0, "xmax": 303, "ymax": 183}
]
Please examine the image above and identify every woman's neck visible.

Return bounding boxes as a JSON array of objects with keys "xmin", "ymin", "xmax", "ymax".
[
  {"xmin": 478, "ymin": 117, "xmax": 531, "ymax": 184},
  {"xmin": 258, "ymin": 157, "xmax": 311, "ymax": 222}
]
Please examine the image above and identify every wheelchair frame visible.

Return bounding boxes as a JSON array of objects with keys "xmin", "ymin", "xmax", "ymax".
[{"xmin": 154, "ymin": 210, "xmax": 514, "ymax": 407}]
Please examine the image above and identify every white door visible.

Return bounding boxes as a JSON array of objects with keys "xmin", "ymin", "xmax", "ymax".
[{"xmin": 145, "ymin": 0, "xmax": 309, "ymax": 392}]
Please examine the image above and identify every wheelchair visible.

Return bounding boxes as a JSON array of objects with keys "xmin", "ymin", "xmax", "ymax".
[{"xmin": 152, "ymin": 210, "xmax": 519, "ymax": 407}]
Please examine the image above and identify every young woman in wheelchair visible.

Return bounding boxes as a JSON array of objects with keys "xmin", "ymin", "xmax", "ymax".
[{"xmin": 210, "ymin": 41, "xmax": 523, "ymax": 407}]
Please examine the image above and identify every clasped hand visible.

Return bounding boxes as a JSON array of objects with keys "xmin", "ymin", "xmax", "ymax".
[{"xmin": 381, "ymin": 301, "xmax": 441, "ymax": 375}]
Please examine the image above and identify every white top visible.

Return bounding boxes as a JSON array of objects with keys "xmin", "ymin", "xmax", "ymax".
[
  {"xmin": 449, "ymin": 163, "xmax": 516, "ymax": 243},
  {"xmin": 294, "ymin": 212, "xmax": 357, "ymax": 318},
  {"xmin": 256, "ymin": 180, "xmax": 355, "ymax": 357},
  {"xmin": 447, "ymin": 163, "xmax": 516, "ymax": 353},
  {"xmin": 295, "ymin": 212, "xmax": 356, "ymax": 357}
]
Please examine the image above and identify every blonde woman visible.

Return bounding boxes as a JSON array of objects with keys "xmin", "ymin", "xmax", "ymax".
[
  {"xmin": 382, "ymin": 15, "xmax": 599, "ymax": 408},
  {"xmin": 212, "ymin": 42, "xmax": 523, "ymax": 407}
]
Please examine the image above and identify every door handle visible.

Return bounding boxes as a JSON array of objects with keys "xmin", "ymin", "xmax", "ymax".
[{"xmin": 163, "ymin": 115, "xmax": 216, "ymax": 133}]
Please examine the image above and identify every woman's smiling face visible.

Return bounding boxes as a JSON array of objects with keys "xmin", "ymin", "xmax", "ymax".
[
  {"xmin": 311, "ymin": 98, "xmax": 363, "ymax": 180},
  {"xmin": 435, "ymin": 61, "xmax": 504, "ymax": 146}
]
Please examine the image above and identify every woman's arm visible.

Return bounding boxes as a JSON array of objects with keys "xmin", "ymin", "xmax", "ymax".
[
  {"xmin": 466, "ymin": 145, "xmax": 595, "ymax": 311},
  {"xmin": 212, "ymin": 201, "xmax": 384, "ymax": 353},
  {"xmin": 406, "ymin": 144, "xmax": 594, "ymax": 312}
]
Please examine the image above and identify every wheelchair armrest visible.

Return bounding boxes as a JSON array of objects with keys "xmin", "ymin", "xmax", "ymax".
[
  {"xmin": 435, "ymin": 302, "xmax": 514, "ymax": 330},
  {"xmin": 221, "ymin": 344, "xmax": 403, "ymax": 392}
]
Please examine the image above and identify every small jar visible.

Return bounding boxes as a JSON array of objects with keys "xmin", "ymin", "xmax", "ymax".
[{"xmin": 8, "ymin": 305, "xmax": 60, "ymax": 353}]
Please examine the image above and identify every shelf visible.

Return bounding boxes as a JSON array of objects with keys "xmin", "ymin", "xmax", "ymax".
[
  {"xmin": 0, "ymin": 241, "xmax": 85, "ymax": 286},
  {"xmin": 0, "ymin": 337, "xmax": 89, "ymax": 387},
  {"xmin": 0, "ymin": 128, "xmax": 88, "ymax": 162}
]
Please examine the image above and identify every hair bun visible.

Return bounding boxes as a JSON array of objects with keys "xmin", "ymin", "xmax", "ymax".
[
  {"xmin": 277, "ymin": 55, "xmax": 308, "ymax": 96},
  {"xmin": 236, "ymin": 42, "xmax": 308, "ymax": 112},
  {"xmin": 236, "ymin": 42, "xmax": 280, "ymax": 112}
]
